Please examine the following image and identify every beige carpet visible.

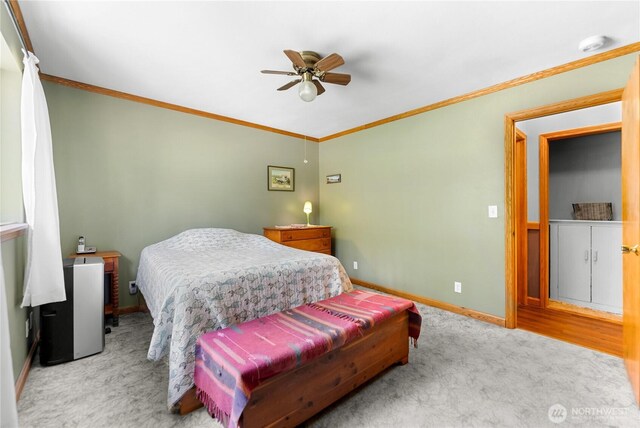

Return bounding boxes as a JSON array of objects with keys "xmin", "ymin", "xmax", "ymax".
[{"xmin": 16, "ymin": 295, "xmax": 640, "ymax": 427}]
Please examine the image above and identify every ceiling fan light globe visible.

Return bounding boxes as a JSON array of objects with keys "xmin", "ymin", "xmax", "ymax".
[{"xmin": 298, "ymin": 81, "xmax": 317, "ymax": 102}]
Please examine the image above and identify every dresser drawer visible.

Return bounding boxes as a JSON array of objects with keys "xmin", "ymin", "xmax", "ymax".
[
  {"xmin": 280, "ymin": 228, "xmax": 331, "ymax": 242},
  {"xmin": 264, "ymin": 226, "xmax": 332, "ymax": 255},
  {"xmin": 285, "ymin": 238, "xmax": 331, "ymax": 252}
]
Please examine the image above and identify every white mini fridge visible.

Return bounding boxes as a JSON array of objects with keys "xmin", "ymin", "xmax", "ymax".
[{"xmin": 40, "ymin": 257, "xmax": 105, "ymax": 365}]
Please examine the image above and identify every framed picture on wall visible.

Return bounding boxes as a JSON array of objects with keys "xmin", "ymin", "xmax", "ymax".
[
  {"xmin": 326, "ymin": 173, "xmax": 341, "ymax": 184},
  {"xmin": 267, "ymin": 165, "xmax": 295, "ymax": 191}
]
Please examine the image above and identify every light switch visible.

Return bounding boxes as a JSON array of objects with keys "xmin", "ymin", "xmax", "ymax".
[
  {"xmin": 454, "ymin": 282, "xmax": 462, "ymax": 293},
  {"xmin": 488, "ymin": 205, "xmax": 498, "ymax": 218}
]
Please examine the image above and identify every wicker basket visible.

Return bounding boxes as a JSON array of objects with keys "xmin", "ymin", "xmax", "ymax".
[{"xmin": 572, "ymin": 202, "xmax": 613, "ymax": 221}]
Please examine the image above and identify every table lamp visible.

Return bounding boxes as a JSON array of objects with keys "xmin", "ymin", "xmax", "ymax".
[{"xmin": 303, "ymin": 201, "xmax": 312, "ymax": 226}]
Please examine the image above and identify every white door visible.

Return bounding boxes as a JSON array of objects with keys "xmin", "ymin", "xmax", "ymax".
[
  {"xmin": 592, "ymin": 225, "xmax": 623, "ymax": 311},
  {"xmin": 558, "ymin": 224, "xmax": 591, "ymax": 302}
]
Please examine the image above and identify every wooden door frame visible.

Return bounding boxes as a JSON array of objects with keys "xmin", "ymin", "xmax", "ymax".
[
  {"xmin": 504, "ymin": 88, "xmax": 623, "ymax": 328},
  {"xmin": 515, "ymin": 129, "xmax": 528, "ymax": 307},
  {"xmin": 538, "ymin": 122, "xmax": 622, "ymax": 310}
]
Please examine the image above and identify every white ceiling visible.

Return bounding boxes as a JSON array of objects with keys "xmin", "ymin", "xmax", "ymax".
[{"xmin": 19, "ymin": 1, "xmax": 640, "ymax": 138}]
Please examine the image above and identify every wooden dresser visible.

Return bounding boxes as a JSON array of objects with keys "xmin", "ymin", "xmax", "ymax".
[{"xmin": 263, "ymin": 226, "xmax": 332, "ymax": 255}]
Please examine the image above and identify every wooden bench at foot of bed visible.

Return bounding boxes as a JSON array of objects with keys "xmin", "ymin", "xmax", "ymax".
[
  {"xmin": 178, "ymin": 310, "xmax": 410, "ymax": 425},
  {"xmin": 245, "ymin": 310, "xmax": 409, "ymax": 427}
]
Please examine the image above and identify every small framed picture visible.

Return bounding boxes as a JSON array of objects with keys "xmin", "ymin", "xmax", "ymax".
[
  {"xmin": 326, "ymin": 173, "xmax": 341, "ymax": 184},
  {"xmin": 268, "ymin": 165, "xmax": 295, "ymax": 191}
]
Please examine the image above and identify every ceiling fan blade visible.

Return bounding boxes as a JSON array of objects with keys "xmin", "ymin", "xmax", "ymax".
[
  {"xmin": 277, "ymin": 79, "xmax": 302, "ymax": 91},
  {"xmin": 261, "ymin": 70, "xmax": 298, "ymax": 76},
  {"xmin": 322, "ymin": 72, "xmax": 351, "ymax": 86},
  {"xmin": 312, "ymin": 80, "xmax": 326, "ymax": 96},
  {"xmin": 283, "ymin": 50, "xmax": 306, "ymax": 69},
  {"xmin": 314, "ymin": 53, "xmax": 344, "ymax": 72}
]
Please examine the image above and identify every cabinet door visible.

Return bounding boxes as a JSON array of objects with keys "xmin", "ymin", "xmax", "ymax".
[
  {"xmin": 558, "ymin": 225, "xmax": 591, "ymax": 303},
  {"xmin": 591, "ymin": 225, "xmax": 622, "ymax": 311}
]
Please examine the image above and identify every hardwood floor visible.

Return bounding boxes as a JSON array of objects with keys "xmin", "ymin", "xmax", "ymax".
[{"xmin": 517, "ymin": 304, "xmax": 622, "ymax": 357}]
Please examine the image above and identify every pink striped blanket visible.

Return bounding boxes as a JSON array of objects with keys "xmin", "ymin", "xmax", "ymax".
[{"xmin": 194, "ymin": 289, "xmax": 422, "ymax": 427}]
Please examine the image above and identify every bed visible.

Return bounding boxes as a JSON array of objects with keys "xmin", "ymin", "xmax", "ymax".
[{"xmin": 135, "ymin": 228, "xmax": 352, "ymax": 409}]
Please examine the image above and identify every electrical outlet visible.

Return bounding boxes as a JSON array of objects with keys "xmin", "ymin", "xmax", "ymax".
[
  {"xmin": 353, "ymin": 261, "xmax": 358, "ymax": 270},
  {"xmin": 129, "ymin": 281, "xmax": 138, "ymax": 295},
  {"xmin": 488, "ymin": 205, "xmax": 498, "ymax": 218},
  {"xmin": 25, "ymin": 319, "xmax": 29, "ymax": 338},
  {"xmin": 454, "ymin": 281, "xmax": 462, "ymax": 293}
]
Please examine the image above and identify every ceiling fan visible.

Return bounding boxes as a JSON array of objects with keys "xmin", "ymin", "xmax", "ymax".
[{"xmin": 261, "ymin": 50, "xmax": 351, "ymax": 102}]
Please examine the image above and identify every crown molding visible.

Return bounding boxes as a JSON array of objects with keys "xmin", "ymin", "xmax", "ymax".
[
  {"xmin": 318, "ymin": 42, "xmax": 640, "ymax": 142},
  {"xmin": 39, "ymin": 74, "xmax": 320, "ymax": 142}
]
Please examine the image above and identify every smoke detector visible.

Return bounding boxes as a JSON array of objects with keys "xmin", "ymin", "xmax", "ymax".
[{"xmin": 578, "ymin": 35, "xmax": 608, "ymax": 53}]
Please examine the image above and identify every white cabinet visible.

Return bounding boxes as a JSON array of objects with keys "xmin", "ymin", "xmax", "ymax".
[
  {"xmin": 557, "ymin": 225, "xmax": 591, "ymax": 303},
  {"xmin": 591, "ymin": 226, "xmax": 623, "ymax": 309},
  {"xmin": 549, "ymin": 220, "xmax": 622, "ymax": 314}
]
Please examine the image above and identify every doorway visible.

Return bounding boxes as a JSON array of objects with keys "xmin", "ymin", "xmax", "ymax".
[
  {"xmin": 516, "ymin": 119, "xmax": 624, "ymax": 356},
  {"xmin": 541, "ymin": 124, "xmax": 622, "ymax": 315},
  {"xmin": 504, "ymin": 89, "xmax": 624, "ymax": 356}
]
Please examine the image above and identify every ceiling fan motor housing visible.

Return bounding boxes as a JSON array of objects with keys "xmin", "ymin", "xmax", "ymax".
[
  {"xmin": 299, "ymin": 51, "xmax": 321, "ymax": 69},
  {"xmin": 296, "ymin": 51, "xmax": 328, "ymax": 78}
]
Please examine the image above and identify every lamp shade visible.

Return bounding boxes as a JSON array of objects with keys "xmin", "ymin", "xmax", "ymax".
[{"xmin": 303, "ymin": 201, "xmax": 313, "ymax": 214}]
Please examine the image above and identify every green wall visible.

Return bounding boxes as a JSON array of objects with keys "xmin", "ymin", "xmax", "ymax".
[
  {"xmin": 44, "ymin": 83, "xmax": 320, "ymax": 308},
  {"xmin": 1, "ymin": 9, "xmax": 29, "ymax": 382},
  {"xmin": 1, "ymin": 239, "xmax": 26, "ymax": 382},
  {"xmin": 319, "ymin": 53, "xmax": 639, "ymax": 318}
]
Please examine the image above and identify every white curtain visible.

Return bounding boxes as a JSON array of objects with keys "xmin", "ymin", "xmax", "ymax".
[
  {"xmin": 0, "ymin": 258, "xmax": 19, "ymax": 427},
  {"xmin": 20, "ymin": 51, "xmax": 65, "ymax": 307}
]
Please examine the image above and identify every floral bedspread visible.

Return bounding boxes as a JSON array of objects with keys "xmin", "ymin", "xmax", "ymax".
[{"xmin": 135, "ymin": 228, "xmax": 352, "ymax": 409}]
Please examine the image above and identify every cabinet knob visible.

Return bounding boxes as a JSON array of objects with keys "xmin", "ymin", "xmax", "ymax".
[{"xmin": 621, "ymin": 244, "xmax": 640, "ymax": 255}]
